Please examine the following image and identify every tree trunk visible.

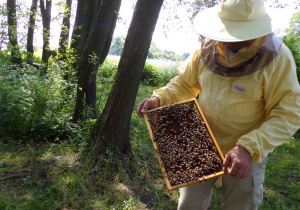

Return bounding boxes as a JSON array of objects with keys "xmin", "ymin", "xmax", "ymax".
[
  {"xmin": 26, "ymin": 0, "xmax": 38, "ymax": 64},
  {"xmin": 58, "ymin": 0, "xmax": 72, "ymax": 59},
  {"xmin": 40, "ymin": 0, "xmax": 52, "ymax": 64},
  {"xmin": 70, "ymin": 0, "xmax": 84, "ymax": 51},
  {"xmin": 70, "ymin": 0, "xmax": 98, "ymax": 54},
  {"xmin": 7, "ymin": 0, "xmax": 22, "ymax": 65},
  {"xmin": 72, "ymin": 0, "xmax": 121, "ymax": 122},
  {"xmin": 90, "ymin": 0, "xmax": 164, "ymax": 156}
]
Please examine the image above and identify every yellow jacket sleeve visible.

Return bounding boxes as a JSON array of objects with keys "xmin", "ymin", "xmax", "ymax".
[
  {"xmin": 237, "ymin": 44, "xmax": 300, "ymax": 163},
  {"xmin": 152, "ymin": 49, "xmax": 202, "ymax": 106}
]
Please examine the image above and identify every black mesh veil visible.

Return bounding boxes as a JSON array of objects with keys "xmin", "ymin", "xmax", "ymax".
[{"xmin": 200, "ymin": 33, "xmax": 283, "ymax": 77}]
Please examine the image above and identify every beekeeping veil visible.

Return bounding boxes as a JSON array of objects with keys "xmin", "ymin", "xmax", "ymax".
[{"xmin": 193, "ymin": 0, "xmax": 292, "ymax": 77}]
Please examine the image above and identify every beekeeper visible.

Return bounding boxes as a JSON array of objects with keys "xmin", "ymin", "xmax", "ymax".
[{"xmin": 137, "ymin": 0, "xmax": 300, "ymax": 209}]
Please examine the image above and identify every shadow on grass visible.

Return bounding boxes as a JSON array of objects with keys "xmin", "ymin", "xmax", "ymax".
[
  {"xmin": 1, "ymin": 136, "xmax": 299, "ymax": 209},
  {"xmin": 124, "ymin": 178, "xmax": 178, "ymax": 209}
]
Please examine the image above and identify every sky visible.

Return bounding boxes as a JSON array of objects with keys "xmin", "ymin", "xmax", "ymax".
[
  {"xmin": 0, "ymin": 0, "xmax": 299, "ymax": 55},
  {"xmin": 114, "ymin": 0, "xmax": 200, "ymax": 54}
]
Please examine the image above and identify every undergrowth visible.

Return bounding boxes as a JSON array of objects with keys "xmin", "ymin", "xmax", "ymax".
[
  {"xmin": 0, "ymin": 113, "xmax": 299, "ymax": 209},
  {"xmin": 0, "ymin": 62, "xmax": 78, "ymax": 141}
]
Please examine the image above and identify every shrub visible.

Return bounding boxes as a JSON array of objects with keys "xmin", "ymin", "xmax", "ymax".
[
  {"xmin": 0, "ymin": 62, "xmax": 78, "ymax": 141},
  {"xmin": 158, "ymin": 63, "xmax": 178, "ymax": 86},
  {"xmin": 284, "ymin": 11, "xmax": 300, "ymax": 83},
  {"xmin": 96, "ymin": 58, "xmax": 119, "ymax": 114},
  {"xmin": 152, "ymin": 51, "xmax": 182, "ymax": 61},
  {"xmin": 141, "ymin": 61, "xmax": 179, "ymax": 87},
  {"xmin": 141, "ymin": 63, "xmax": 161, "ymax": 86},
  {"xmin": 98, "ymin": 58, "xmax": 118, "ymax": 78},
  {"xmin": 284, "ymin": 35, "xmax": 300, "ymax": 82}
]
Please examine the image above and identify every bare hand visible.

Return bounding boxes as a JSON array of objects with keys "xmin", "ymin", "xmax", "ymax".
[
  {"xmin": 137, "ymin": 97, "xmax": 160, "ymax": 118},
  {"xmin": 223, "ymin": 145, "xmax": 252, "ymax": 179}
]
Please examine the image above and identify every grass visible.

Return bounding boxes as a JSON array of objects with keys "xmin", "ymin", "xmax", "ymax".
[{"xmin": 261, "ymin": 136, "xmax": 300, "ymax": 210}]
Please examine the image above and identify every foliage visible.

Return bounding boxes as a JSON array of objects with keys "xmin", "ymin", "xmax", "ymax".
[
  {"xmin": 182, "ymin": 52, "xmax": 190, "ymax": 60},
  {"xmin": 98, "ymin": 58, "xmax": 119, "ymax": 79},
  {"xmin": 109, "ymin": 36, "xmax": 187, "ymax": 61},
  {"xmin": 141, "ymin": 63, "xmax": 161, "ymax": 86},
  {"xmin": 109, "ymin": 35, "xmax": 126, "ymax": 56},
  {"xmin": 0, "ymin": 54, "xmax": 177, "ymax": 142},
  {"xmin": 141, "ymin": 61, "xmax": 178, "ymax": 87},
  {"xmin": 285, "ymin": 10, "xmax": 300, "ymax": 37},
  {"xmin": 284, "ymin": 11, "xmax": 300, "ymax": 82},
  {"xmin": 0, "ymin": 56, "xmax": 78, "ymax": 141},
  {"xmin": 0, "ymin": 1, "xmax": 38, "ymax": 48},
  {"xmin": 98, "ymin": 57, "xmax": 177, "ymax": 90},
  {"xmin": 148, "ymin": 50, "xmax": 183, "ymax": 61},
  {"xmin": 96, "ymin": 58, "xmax": 119, "ymax": 114},
  {"xmin": 158, "ymin": 62, "xmax": 179, "ymax": 86},
  {"xmin": 284, "ymin": 35, "xmax": 300, "ymax": 80},
  {"xmin": 0, "ymin": 4, "xmax": 8, "ymax": 50}
]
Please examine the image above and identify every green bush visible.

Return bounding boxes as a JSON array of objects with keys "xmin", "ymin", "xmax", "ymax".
[
  {"xmin": 98, "ymin": 58, "xmax": 118, "ymax": 78},
  {"xmin": 139, "ymin": 61, "xmax": 178, "ymax": 87},
  {"xmin": 158, "ymin": 63, "xmax": 178, "ymax": 86},
  {"xmin": 142, "ymin": 63, "xmax": 161, "ymax": 86},
  {"xmin": 284, "ymin": 11, "xmax": 300, "ymax": 83},
  {"xmin": 284, "ymin": 35, "xmax": 300, "ymax": 82},
  {"xmin": 109, "ymin": 36, "xmax": 125, "ymax": 56},
  {"xmin": 0, "ymin": 62, "xmax": 78, "ymax": 141},
  {"xmin": 96, "ymin": 58, "xmax": 119, "ymax": 114},
  {"xmin": 152, "ymin": 51, "xmax": 182, "ymax": 61}
]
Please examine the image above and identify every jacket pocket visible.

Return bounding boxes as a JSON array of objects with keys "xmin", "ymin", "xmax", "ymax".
[{"xmin": 226, "ymin": 82, "xmax": 265, "ymax": 120}]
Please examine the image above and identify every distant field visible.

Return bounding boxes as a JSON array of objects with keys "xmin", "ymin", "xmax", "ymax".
[{"xmin": 108, "ymin": 55, "xmax": 181, "ymax": 67}]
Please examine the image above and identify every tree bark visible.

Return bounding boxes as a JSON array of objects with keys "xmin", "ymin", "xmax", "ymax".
[
  {"xmin": 26, "ymin": 0, "xmax": 38, "ymax": 64},
  {"xmin": 90, "ymin": 0, "xmax": 164, "ymax": 156},
  {"xmin": 70, "ymin": 0, "xmax": 84, "ymax": 51},
  {"xmin": 58, "ymin": 0, "xmax": 72, "ymax": 59},
  {"xmin": 40, "ymin": 0, "xmax": 52, "ymax": 64},
  {"xmin": 7, "ymin": 0, "xmax": 22, "ymax": 65},
  {"xmin": 70, "ymin": 0, "xmax": 98, "ymax": 54},
  {"xmin": 72, "ymin": 0, "xmax": 121, "ymax": 122}
]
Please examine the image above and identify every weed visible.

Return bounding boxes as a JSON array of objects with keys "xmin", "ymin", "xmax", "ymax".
[{"xmin": 0, "ymin": 62, "xmax": 78, "ymax": 141}]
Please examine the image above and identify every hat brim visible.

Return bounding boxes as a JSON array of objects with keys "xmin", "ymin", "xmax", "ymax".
[{"xmin": 193, "ymin": 6, "xmax": 292, "ymax": 42}]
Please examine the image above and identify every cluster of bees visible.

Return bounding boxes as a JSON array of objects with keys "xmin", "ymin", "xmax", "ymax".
[{"xmin": 147, "ymin": 103, "xmax": 223, "ymax": 186}]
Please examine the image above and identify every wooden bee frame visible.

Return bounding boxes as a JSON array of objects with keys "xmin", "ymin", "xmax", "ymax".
[{"xmin": 143, "ymin": 98, "xmax": 225, "ymax": 193}]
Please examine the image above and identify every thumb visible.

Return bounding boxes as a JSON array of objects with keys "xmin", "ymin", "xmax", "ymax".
[{"xmin": 141, "ymin": 101, "xmax": 150, "ymax": 113}]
